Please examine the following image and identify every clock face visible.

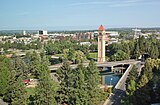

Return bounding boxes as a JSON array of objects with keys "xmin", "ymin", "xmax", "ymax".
[{"xmin": 99, "ymin": 33, "xmax": 102, "ymax": 35}]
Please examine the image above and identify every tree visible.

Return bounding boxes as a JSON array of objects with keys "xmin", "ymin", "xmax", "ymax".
[
  {"xmin": 149, "ymin": 44, "xmax": 159, "ymax": 59},
  {"xmin": 3, "ymin": 56, "xmax": 27, "ymax": 105},
  {"xmin": 110, "ymin": 50, "xmax": 129, "ymax": 61},
  {"xmin": 35, "ymin": 55, "xmax": 56, "ymax": 105},
  {"xmin": 126, "ymin": 65, "xmax": 138, "ymax": 82},
  {"xmin": 137, "ymin": 74, "xmax": 149, "ymax": 88},
  {"xmin": 134, "ymin": 43, "xmax": 140, "ymax": 59},
  {"xmin": 123, "ymin": 65, "xmax": 138, "ymax": 105},
  {"xmin": 56, "ymin": 61, "xmax": 75, "ymax": 105},
  {"xmin": 74, "ymin": 64, "xmax": 88, "ymax": 105},
  {"xmin": 89, "ymin": 44, "xmax": 97, "ymax": 52},
  {"xmin": 121, "ymin": 42, "xmax": 130, "ymax": 56},
  {"xmin": 86, "ymin": 60, "xmax": 104, "ymax": 105},
  {"xmin": 25, "ymin": 51, "xmax": 41, "ymax": 78},
  {"xmin": 75, "ymin": 50, "xmax": 86, "ymax": 64},
  {"xmin": 0, "ymin": 56, "xmax": 10, "ymax": 96},
  {"xmin": 143, "ymin": 60, "xmax": 153, "ymax": 81},
  {"xmin": 126, "ymin": 80, "xmax": 136, "ymax": 96}
]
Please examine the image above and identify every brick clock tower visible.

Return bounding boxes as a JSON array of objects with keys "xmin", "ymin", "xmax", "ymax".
[{"xmin": 98, "ymin": 25, "xmax": 109, "ymax": 62}]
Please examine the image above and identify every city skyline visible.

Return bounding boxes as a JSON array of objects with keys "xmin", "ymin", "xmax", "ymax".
[{"xmin": 0, "ymin": 0, "xmax": 160, "ymax": 30}]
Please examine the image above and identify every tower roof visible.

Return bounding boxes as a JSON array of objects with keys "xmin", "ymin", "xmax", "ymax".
[{"xmin": 98, "ymin": 25, "xmax": 105, "ymax": 31}]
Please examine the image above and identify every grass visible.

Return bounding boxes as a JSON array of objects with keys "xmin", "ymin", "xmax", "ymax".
[
  {"xmin": 89, "ymin": 52, "xmax": 98, "ymax": 60},
  {"xmin": 26, "ymin": 88, "xmax": 36, "ymax": 97},
  {"xmin": 55, "ymin": 54, "xmax": 64, "ymax": 57}
]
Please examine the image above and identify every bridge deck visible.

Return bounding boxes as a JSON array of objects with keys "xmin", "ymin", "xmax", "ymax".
[{"xmin": 49, "ymin": 60, "xmax": 138, "ymax": 71}]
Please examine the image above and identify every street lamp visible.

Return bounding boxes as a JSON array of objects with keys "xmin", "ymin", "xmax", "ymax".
[{"xmin": 110, "ymin": 78, "xmax": 113, "ymax": 86}]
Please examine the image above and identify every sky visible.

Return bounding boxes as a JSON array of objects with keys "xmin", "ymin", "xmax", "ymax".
[{"xmin": 0, "ymin": 0, "xmax": 160, "ymax": 30}]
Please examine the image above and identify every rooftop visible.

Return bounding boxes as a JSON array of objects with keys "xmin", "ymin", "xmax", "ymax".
[{"xmin": 98, "ymin": 25, "xmax": 105, "ymax": 31}]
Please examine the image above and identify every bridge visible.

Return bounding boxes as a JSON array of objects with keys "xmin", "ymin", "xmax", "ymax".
[{"xmin": 49, "ymin": 59, "xmax": 139, "ymax": 71}]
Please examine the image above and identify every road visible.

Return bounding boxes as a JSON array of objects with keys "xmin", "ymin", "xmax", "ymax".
[{"xmin": 103, "ymin": 61, "xmax": 143, "ymax": 105}]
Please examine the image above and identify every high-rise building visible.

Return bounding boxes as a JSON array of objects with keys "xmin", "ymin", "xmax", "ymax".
[
  {"xmin": 38, "ymin": 30, "xmax": 48, "ymax": 35},
  {"xmin": 23, "ymin": 30, "xmax": 26, "ymax": 35}
]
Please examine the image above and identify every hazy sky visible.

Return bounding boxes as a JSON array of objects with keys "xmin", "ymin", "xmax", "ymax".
[{"xmin": 0, "ymin": 0, "xmax": 160, "ymax": 30}]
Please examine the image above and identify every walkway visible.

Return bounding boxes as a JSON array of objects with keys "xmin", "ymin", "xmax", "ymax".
[{"xmin": 103, "ymin": 61, "xmax": 143, "ymax": 105}]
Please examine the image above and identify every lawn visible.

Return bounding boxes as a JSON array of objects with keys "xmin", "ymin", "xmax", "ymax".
[
  {"xmin": 26, "ymin": 87, "xmax": 36, "ymax": 97},
  {"xmin": 55, "ymin": 54, "xmax": 64, "ymax": 57},
  {"xmin": 89, "ymin": 52, "xmax": 98, "ymax": 60}
]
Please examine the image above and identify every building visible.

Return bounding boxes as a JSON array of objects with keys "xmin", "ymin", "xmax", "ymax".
[
  {"xmin": 23, "ymin": 30, "xmax": 26, "ymax": 35},
  {"xmin": 97, "ymin": 25, "xmax": 110, "ymax": 62},
  {"xmin": 38, "ymin": 30, "xmax": 48, "ymax": 35},
  {"xmin": 132, "ymin": 28, "xmax": 142, "ymax": 39},
  {"xmin": 94, "ymin": 31, "xmax": 119, "ymax": 44},
  {"xmin": 107, "ymin": 31, "xmax": 119, "ymax": 44}
]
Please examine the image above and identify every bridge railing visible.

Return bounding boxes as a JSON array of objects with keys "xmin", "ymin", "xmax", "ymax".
[{"xmin": 114, "ymin": 64, "xmax": 132, "ymax": 90}]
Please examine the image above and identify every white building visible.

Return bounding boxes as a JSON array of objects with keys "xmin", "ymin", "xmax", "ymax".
[
  {"xmin": 94, "ymin": 31, "xmax": 119, "ymax": 44},
  {"xmin": 38, "ymin": 30, "xmax": 48, "ymax": 35},
  {"xmin": 23, "ymin": 30, "xmax": 26, "ymax": 35}
]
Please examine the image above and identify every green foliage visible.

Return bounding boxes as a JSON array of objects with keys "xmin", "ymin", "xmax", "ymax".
[
  {"xmin": 56, "ymin": 60, "xmax": 106, "ymax": 105},
  {"xmin": 3, "ymin": 56, "xmax": 27, "ymax": 105},
  {"xmin": 56, "ymin": 61, "xmax": 75, "ymax": 105},
  {"xmin": 85, "ymin": 60, "xmax": 104, "ymax": 105},
  {"xmin": 123, "ymin": 58, "xmax": 160, "ymax": 105},
  {"xmin": 126, "ymin": 80, "xmax": 136, "ymax": 96},
  {"xmin": 89, "ymin": 52, "xmax": 97, "ymax": 60},
  {"xmin": 25, "ymin": 51, "xmax": 41, "ymax": 78},
  {"xmin": 149, "ymin": 43, "xmax": 159, "ymax": 59},
  {"xmin": 133, "ymin": 43, "xmax": 140, "ymax": 59},
  {"xmin": 123, "ymin": 65, "xmax": 138, "ymax": 105},
  {"xmin": 89, "ymin": 44, "xmax": 97, "ymax": 52},
  {"xmin": 75, "ymin": 50, "xmax": 86, "ymax": 64},
  {"xmin": 1, "ymin": 39, "xmax": 42, "ymax": 51},
  {"xmin": 34, "ymin": 55, "xmax": 56, "ymax": 105},
  {"xmin": 110, "ymin": 50, "xmax": 129, "ymax": 61},
  {"xmin": 0, "ymin": 56, "xmax": 10, "ymax": 96},
  {"xmin": 74, "ymin": 64, "xmax": 88, "ymax": 105}
]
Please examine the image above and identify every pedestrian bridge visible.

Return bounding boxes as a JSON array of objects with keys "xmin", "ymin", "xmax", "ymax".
[{"xmin": 49, "ymin": 59, "xmax": 139, "ymax": 71}]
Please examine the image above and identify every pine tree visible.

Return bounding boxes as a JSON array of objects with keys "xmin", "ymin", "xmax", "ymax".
[
  {"xmin": 86, "ymin": 60, "xmax": 103, "ymax": 105},
  {"xmin": 74, "ymin": 64, "xmax": 88, "ymax": 105},
  {"xmin": 35, "ymin": 55, "xmax": 56, "ymax": 105},
  {"xmin": 0, "ymin": 56, "xmax": 10, "ymax": 96},
  {"xmin": 149, "ymin": 44, "xmax": 159, "ymax": 59},
  {"xmin": 56, "ymin": 61, "xmax": 75, "ymax": 105},
  {"xmin": 25, "ymin": 51, "xmax": 41, "ymax": 78},
  {"xmin": 134, "ymin": 43, "xmax": 140, "ymax": 59},
  {"xmin": 3, "ymin": 56, "xmax": 27, "ymax": 105}
]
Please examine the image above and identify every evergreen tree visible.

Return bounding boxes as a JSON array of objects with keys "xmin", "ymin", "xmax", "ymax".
[
  {"xmin": 149, "ymin": 44, "xmax": 159, "ymax": 59},
  {"xmin": 134, "ymin": 43, "xmax": 140, "ymax": 59},
  {"xmin": 56, "ymin": 61, "xmax": 75, "ymax": 105},
  {"xmin": 126, "ymin": 65, "xmax": 138, "ymax": 83},
  {"xmin": 137, "ymin": 74, "xmax": 149, "ymax": 88},
  {"xmin": 25, "ymin": 51, "xmax": 41, "ymax": 78},
  {"xmin": 86, "ymin": 60, "xmax": 103, "ymax": 105},
  {"xmin": 35, "ymin": 55, "xmax": 56, "ymax": 105},
  {"xmin": 143, "ymin": 60, "xmax": 153, "ymax": 81},
  {"xmin": 0, "ymin": 56, "xmax": 10, "ymax": 96},
  {"xmin": 74, "ymin": 64, "xmax": 88, "ymax": 105},
  {"xmin": 3, "ymin": 56, "xmax": 27, "ymax": 105},
  {"xmin": 123, "ymin": 65, "xmax": 138, "ymax": 105}
]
